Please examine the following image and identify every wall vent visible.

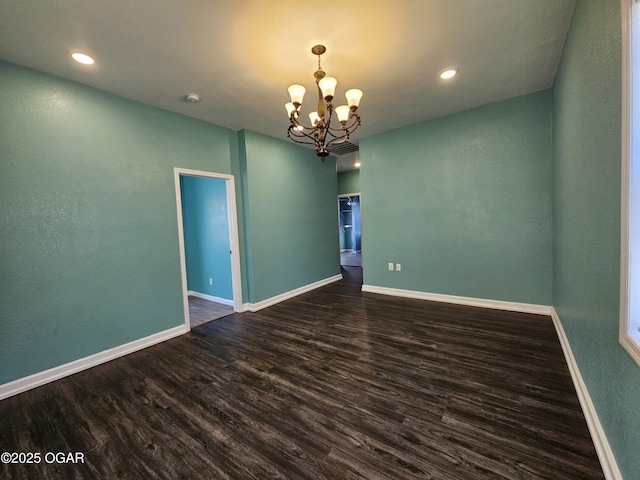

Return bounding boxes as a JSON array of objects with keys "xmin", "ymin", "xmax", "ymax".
[{"xmin": 330, "ymin": 141, "xmax": 359, "ymax": 156}]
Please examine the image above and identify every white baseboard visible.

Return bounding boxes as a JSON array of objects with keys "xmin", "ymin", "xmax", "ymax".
[
  {"xmin": 549, "ymin": 308, "xmax": 622, "ymax": 480},
  {"xmin": 361, "ymin": 284, "xmax": 553, "ymax": 315},
  {"xmin": 249, "ymin": 274, "xmax": 343, "ymax": 312},
  {"xmin": 187, "ymin": 290, "xmax": 234, "ymax": 307},
  {"xmin": 0, "ymin": 324, "xmax": 188, "ymax": 401}
]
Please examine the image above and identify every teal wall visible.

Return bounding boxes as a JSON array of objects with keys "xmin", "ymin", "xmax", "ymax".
[
  {"xmin": 240, "ymin": 130, "xmax": 340, "ymax": 303},
  {"xmin": 360, "ymin": 91, "xmax": 553, "ymax": 305},
  {"xmin": 553, "ymin": 1, "xmax": 640, "ymax": 477},
  {"xmin": 180, "ymin": 176, "xmax": 232, "ymax": 300},
  {"xmin": 0, "ymin": 61, "xmax": 342, "ymax": 385},
  {"xmin": 0, "ymin": 61, "xmax": 238, "ymax": 384},
  {"xmin": 337, "ymin": 169, "xmax": 360, "ymax": 195}
]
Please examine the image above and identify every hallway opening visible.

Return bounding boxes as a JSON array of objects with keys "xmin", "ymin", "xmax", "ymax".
[{"xmin": 338, "ymin": 193, "xmax": 362, "ymax": 267}]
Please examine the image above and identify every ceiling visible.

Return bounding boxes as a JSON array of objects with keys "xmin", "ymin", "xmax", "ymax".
[{"xmin": 0, "ymin": 0, "xmax": 576, "ymax": 172}]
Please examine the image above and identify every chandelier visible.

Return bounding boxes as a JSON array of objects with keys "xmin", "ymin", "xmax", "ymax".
[{"xmin": 285, "ymin": 45, "xmax": 363, "ymax": 161}]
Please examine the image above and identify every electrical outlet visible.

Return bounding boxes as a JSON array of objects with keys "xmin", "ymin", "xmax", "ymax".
[
  {"xmin": 209, "ymin": 278, "xmax": 213, "ymax": 285},
  {"xmin": 388, "ymin": 262, "xmax": 394, "ymax": 271},
  {"xmin": 396, "ymin": 264, "xmax": 401, "ymax": 271}
]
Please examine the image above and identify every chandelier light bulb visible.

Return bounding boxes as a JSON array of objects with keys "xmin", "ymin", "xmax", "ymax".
[
  {"xmin": 318, "ymin": 76, "xmax": 337, "ymax": 101},
  {"xmin": 288, "ymin": 84, "xmax": 306, "ymax": 106},
  {"xmin": 285, "ymin": 102, "xmax": 297, "ymax": 117},
  {"xmin": 335, "ymin": 105, "xmax": 350, "ymax": 123},
  {"xmin": 309, "ymin": 111, "xmax": 321, "ymax": 126},
  {"xmin": 345, "ymin": 89, "xmax": 363, "ymax": 109}
]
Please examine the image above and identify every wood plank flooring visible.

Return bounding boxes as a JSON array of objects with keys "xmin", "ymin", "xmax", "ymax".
[
  {"xmin": 340, "ymin": 251, "xmax": 362, "ymax": 267},
  {"xmin": 188, "ymin": 296, "xmax": 234, "ymax": 327},
  {"xmin": 0, "ymin": 267, "xmax": 604, "ymax": 479}
]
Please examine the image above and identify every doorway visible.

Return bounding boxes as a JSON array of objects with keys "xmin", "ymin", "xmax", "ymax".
[
  {"xmin": 174, "ymin": 168, "xmax": 242, "ymax": 329},
  {"xmin": 338, "ymin": 193, "xmax": 362, "ymax": 267}
]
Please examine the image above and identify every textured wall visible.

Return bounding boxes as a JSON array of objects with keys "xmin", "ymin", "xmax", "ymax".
[
  {"xmin": 337, "ymin": 169, "xmax": 361, "ymax": 195},
  {"xmin": 0, "ymin": 61, "xmax": 237, "ymax": 384},
  {"xmin": 552, "ymin": 1, "xmax": 640, "ymax": 477},
  {"xmin": 360, "ymin": 91, "xmax": 553, "ymax": 305},
  {"xmin": 181, "ymin": 176, "xmax": 232, "ymax": 300},
  {"xmin": 240, "ymin": 131, "xmax": 340, "ymax": 303}
]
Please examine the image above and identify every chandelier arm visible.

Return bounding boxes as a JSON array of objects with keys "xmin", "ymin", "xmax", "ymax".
[
  {"xmin": 325, "ymin": 135, "xmax": 358, "ymax": 147},
  {"xmin": 289, "ymin": 125, "xmax": 316, "ymax": 137},
  {"xmin": 311, "ymin": 104, "xmax": 340, "ymax": 141},
  {"xmin": 289, "ymin": 112, "xmax": 317, "ymax": 132},
  {"xmin": 325, "ymin": 126, "xmax": 355, "ymax": 141},
  {"xmin": 325, "ymin": 131, "xmax": 358, "ymax": 149},
  {"xmin": 324, "ymin": 123, "xmax": 358, "ymax": 141},
  {"xmin": 326, "ymin": 114, "xmax": 361, "ymax": 134},
  {"xmin": 288, "ymin": 119, "xmax": 333, "ymax": 147},
  {"xmin": 288, "ymin": 128, "xmax": 320, "ymax": 143},
  {"xmin": 324, "ymin": 128, "xmax": 350, "ymax": 142},
  {"xmin": 326, "ymin": 136, "xmax": 354, "ymax": 149},
  {"xmin": 289, "ymin": 115, "xmax": 360, "ymax": 146},
  {"xmin": 325, "ymin": 120, "xmax": 362, "ymax": 148},
  {"xmin": 287, "ymin": 135, "xmax": 318, "ymax": 147},
  {"xmin": 288, "ymin": 115, "xmax": 326, "ymax": 144},
  {"xmin": 287, "ymin": 129, "xmax": 321, "ymax": 146}
]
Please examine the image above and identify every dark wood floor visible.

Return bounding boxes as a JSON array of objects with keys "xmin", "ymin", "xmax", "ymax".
[{"xmin": 0, "ymin": 267, "xmax": 604, "ymax": 479}]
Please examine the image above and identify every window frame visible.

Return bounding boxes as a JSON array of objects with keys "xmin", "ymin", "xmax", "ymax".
[{"xmin": 620, "ymin": 0, "xmax": 640, "ymax": 366}]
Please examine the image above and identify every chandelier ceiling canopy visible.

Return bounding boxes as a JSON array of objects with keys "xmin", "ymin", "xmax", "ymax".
[{"xmin": 285, "ymin": 45, "xmax": 363, "ymax": 161}]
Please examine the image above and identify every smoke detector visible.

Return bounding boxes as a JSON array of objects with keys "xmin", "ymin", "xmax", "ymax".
[{"xmin": 185, "ymin": 93, "xmax": 200, "ymax": 103}]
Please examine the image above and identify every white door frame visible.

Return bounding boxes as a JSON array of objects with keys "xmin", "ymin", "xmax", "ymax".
[{"xmin": 174, "ymin": 168, "xmax": 243, "ymax": 330}]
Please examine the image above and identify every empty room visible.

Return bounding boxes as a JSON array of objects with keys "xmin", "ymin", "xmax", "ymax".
[{"xmin": 1, "ymin": 1, "xmax": 639, "ymax": 478}]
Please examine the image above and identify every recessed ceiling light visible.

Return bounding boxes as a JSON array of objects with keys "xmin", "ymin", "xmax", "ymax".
[
  {"xmin": 355, "ymin": 161, "xmax": 361, "ymax": 168},
  {"xmin": 439, "ymin": 68, "xmax": 457, "ymax": 80},
  {"xmin": 71, "ymin": 52, "xmax": 95, "ymax": 65}
]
